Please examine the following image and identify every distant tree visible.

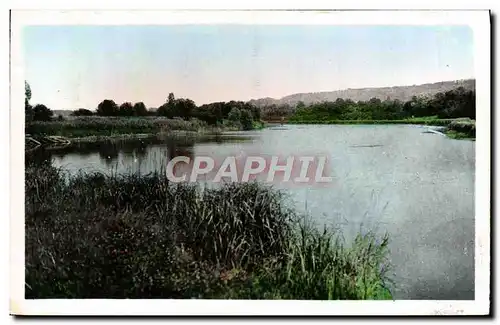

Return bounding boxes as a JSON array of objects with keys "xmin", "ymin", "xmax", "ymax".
[
  {"xmin": 25, "ymin": 81, "xmax": 33, "ymax": 122},
  {"xmin": 157, "ymin": 102, "xmax": 173, "ymax": 118},
  {"xmin": 158, "ymin": 93, "xmax": 176, "ymax": 118},
  {"xmin": 176, "ymin": 98, "xmax": 196, "ymax": 120},
  {"xmin": 248, "ymin": 103, "xmax": 261, "ymax": 121},
  {"xmin": 32, "ymin": 104, "xmax": 53, "ymax": 121},
  {"xmin": 296, "ymin": 101, "xmax": 306, "ymax": 110},
  {"xmin": 71, "ymin": 108, "xmax": 94, "ymax": 116},
  {"xmin": 199, "ymin": 102, "xmax": 224, "ymax": 122},
  {"xmin": 133, "ymin": 102, "xmax": 148, "ymax": 116},
  {"xmin": 228, "ymin": 107, "xmax": 242, "ymax": 122},
  {"xmin": 168, "ymin": 93, "xmax": 175, "ymax": 106},
  {"xmin": 57, "ymin": 115, "xmax": 64, "ymax": 121},
  {"xmin": 240, "ymin": 109, "xmax": 254, "ymax": 130},
  {"xmin": 192, "ymin": 106, "xmax": 218, "ymax": 125},
  {"xmin": 119, "ymin": 102, "xmax": 134, "ymax": 116},
  {"xmin": 96, "ymin": 99, "xmax": 119, "ymax": 116}
]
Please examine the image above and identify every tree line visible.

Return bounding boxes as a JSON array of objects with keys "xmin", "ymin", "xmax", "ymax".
[
  {"xmin": 286, "ymin": 87, "xmax": 475, "ymax": 122},
  {"xmin": 25, "ymin": 80, "xmax": 475, "ymax": 125},
  {"xmin": 24, "ymin": 82, "xmax": 261, "ymax": 130}
]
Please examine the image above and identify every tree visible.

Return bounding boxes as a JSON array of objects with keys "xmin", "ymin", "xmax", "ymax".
[
  {"xmin": 248, "ymin": 104, "xmax": 261, "ymax": 121},
  {"xmin": 158, "ymin": 93, "xmax": 176, "ymax": 118},
  {"xmin": 240, "ymin": 109, "xmax": 254, "ymax": 130},
  {"xmin": 96, "ymin": 99, "xmax": 119, "ymax": 116},
  {"xmin": 157, "ymin": 102, "xmax": 173, "ymax": 118},
  {"xmin": 32, "ymin": 104, "xmax": 53, "ymax": 121},
  {"xmin": 133, "ymin": 102, "xmax": 148, "ymax": 116},
  {"xmin": 119, "ymin": 102, "xmax": 134, "ymax": 116},
  {"xmin": 176, "ymin": 98, "xmax": 196, "ymax": 120},
  {"xmin": 71, "ymin": 108, "xmax": 94, "ymax": 116},
  {"xmin": 168, "ymin": 93, "xmax": 175, "ymax": 106},
  {"xmin": 25, "ymin": 81, "xmax": 33, "ymax": 122},
  {"xmin": 228, "ymin": 107, "xmax": 242, "ymax": 122}
]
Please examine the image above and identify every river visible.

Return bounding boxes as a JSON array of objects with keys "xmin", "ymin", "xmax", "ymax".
[{"xmin": 29, "ymin": 124, "xmax": 475, "ymax": 300}]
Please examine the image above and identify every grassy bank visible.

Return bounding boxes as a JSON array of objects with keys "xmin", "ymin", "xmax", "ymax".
[
  {"xmin": 444, "ymin": 119, "xmax": 476, "ymax": 140},
  {"xmin": 25, "ymin": 117, "xmax": 211, "ymax": 138},
  {"xmin": 287, "ymin": 117, "xmax": 454, "ymax": 126},
  {"xmin": 26, "ymin": 117, "xmax": 267, "ymax": 141},
  {"xmin": 25, "ymin": 165, "xmax": 392, "ymax": 299}
]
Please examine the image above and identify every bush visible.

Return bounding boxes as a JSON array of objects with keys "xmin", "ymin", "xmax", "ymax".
[{"xmin": 446, "ymin": 119, "xmax": 475, "ymax": 139}]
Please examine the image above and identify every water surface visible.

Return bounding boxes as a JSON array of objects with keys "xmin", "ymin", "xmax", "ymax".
[{"xmin": 29, "ymin": 125, "xmax": 475, "ymax": 300}]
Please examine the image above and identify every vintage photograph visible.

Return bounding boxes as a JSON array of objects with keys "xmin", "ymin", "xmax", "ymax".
[{"xmin": 10, "ymin": 10, "xmax": 490, "ymax": 316}]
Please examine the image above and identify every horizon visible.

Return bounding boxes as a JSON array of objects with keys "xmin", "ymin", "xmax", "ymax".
[
  {"xmin": 23, "ymin": 25, "xmax": 474, "ymax": 110},
  {"xmin": 48, "ymin": 78, "xmax": 475, "ymax": 111}
]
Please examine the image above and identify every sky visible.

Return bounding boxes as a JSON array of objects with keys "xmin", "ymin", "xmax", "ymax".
[{"xmin": 23, "ymin": 25, "xmax": 474, "ymax": 110}]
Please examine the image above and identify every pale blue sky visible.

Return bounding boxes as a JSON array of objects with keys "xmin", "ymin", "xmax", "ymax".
[{"xmin": 23, "ymin": 25, "xmax": 474, "ymax": 110}]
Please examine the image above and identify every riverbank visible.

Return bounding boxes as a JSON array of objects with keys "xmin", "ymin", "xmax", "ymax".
[
  {"xmin": 25, "ymin": 164, "xmax": 392, "ymax": 299},
  {"xmin": 284, "ymin": 117, "xmax": 476, "ymax": 140},
  {"xmin": 444, "ymin": 119, "xmax": 476, "ymax": 140},
  {"xmin": 24, "ymin": 116, "xmax": 264, "ymax": 149},
  {"xmin": 286, "ymin": 118, "xmax": 454, "ymax": 126},
  {"xmin": 25, "ymin": 116, "xmax": 263, "ymax": 140}
]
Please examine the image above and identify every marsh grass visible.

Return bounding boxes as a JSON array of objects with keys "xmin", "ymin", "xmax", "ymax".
[
  {"xmin": 445, "ymin": 118, "xmax": 476, "ymax": 140},
  {"xmin": 25, "ymin": 164, "xmax": 392, "ymax": 299},
  {"xmin": 26, "ymin": 117, "xmax": 210, "ymax": 138}
]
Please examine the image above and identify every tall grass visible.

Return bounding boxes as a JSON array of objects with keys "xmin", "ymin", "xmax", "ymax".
[
  {"xmin": 25, "ymin": 164, "xmax": 392, "ymax": 299},
  {"xmin": 26, "ymin": 117, "xmax": 209, "ymax": 138},
  {"xmin": 445, "ymin": 118, "xmax": 476, "ymax": 139}
]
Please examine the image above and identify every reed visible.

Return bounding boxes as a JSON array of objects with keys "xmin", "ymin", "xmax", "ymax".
[{"xmin": 25, "ymin": 165, "xmax": 392, "ymax": 299}]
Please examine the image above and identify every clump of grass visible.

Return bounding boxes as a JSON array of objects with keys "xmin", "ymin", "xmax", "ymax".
[
  {"xmin": 25, "ymin": 165, "xmax": 392, "ymax": 299},
  {"xmin": 445, "ymin": 119, "xmax": 476, "ymax": 140},
  {"xmin": 218, "ymin": 220, "xmax": 392, "ymax": 300}
]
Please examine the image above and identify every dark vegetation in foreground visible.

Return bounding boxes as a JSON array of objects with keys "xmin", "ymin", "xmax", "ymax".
[{"xmin": 25, "ymin": 164, "xmax": 392, "ymax": 299}]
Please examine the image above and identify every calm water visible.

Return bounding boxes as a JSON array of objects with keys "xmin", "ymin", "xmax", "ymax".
[{"xmin": 30, "ymin": 125, "xmax": 475, "ymax": 299}]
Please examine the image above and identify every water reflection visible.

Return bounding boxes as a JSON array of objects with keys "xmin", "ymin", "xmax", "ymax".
[
  {"xmin": 26, "ymin": 134, "xmax": 254, "ymax": 175},
  {"xmin": 24, "ymin": 126, "xmax": 476, "ymax": 299}
]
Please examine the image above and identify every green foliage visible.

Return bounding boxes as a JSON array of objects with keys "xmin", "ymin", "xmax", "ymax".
[
  {"xmin": 44, "ymin": 91, "xmax": 261, "ymax": 131},
  {"xmin": 96, "ymin": 99, "xmax": 119, "ymax": 116},
  {"xmin": 240, "ymin": 109, "xmax": 254, "ymax": 131},
  {"xmin": 133, "ymin": 102, "xmax": 148, "ymax": 116},
  {"xmin": 32, "ymin": 104, "xmax": 53, "ymax": 122},
  {"xmin": 260, "ymin": 103, "xmax": 294, "ymax": 121},
  {"xmin": 25, "ymin": 166, "xmax": 392, "ymax": 299},
  {"xmin": 288, "ymin": 118, "xmax": 454, "ymax": 126},
  {"xmin": 288, "ymin": 88, "xmax": 475, "ymax": 123},
  {"xmin": 71, "ymin": 109, "xmax": 94, "ymax": 117},
  {"xmin": 228, "ymin": 107, "xmax": 242, "ymax": 122},
  {"xmin": 119, "ymin": 102, "xmax": 134, "ymax": 116},
  {"xmin": 445, "ymin": 118, "xmax": 476, "ymax": 139},
  {"xmin": 25, "ymin": 117, "xmax": 208, "ymax": 137}
]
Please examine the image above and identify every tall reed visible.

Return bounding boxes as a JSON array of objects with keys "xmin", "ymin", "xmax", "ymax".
[{"xmin": 25, "ymin": 164, "xmax": 392, "ymax": 299}]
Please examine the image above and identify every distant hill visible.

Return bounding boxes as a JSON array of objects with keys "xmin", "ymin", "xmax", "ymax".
[{"xmin": 248, "ymin": 79, "xmax": 475, "ymax": 108}]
